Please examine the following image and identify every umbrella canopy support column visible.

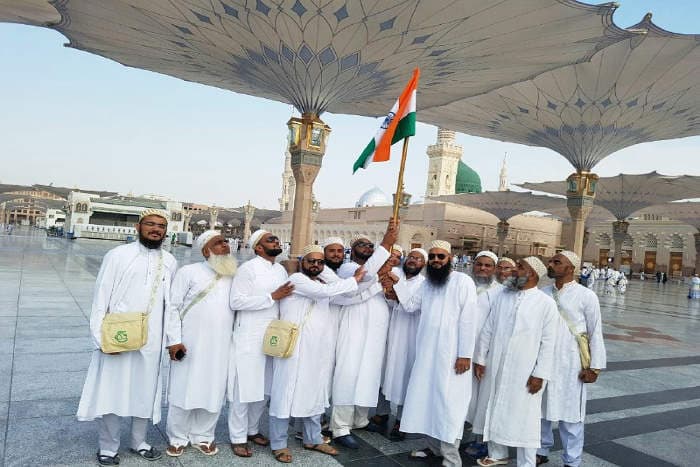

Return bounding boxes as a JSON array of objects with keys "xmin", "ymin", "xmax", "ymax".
[
  {"xmin": 243, "ymin": 201, "xmax": 255, "ymax": 243},
  {"xmin": 695, "ymin": 232, "xmax": 700, "ymax": 274},
  {"xmin": 287, "ymin": 113, "xmax": 331, "ymax": 259},
  {"xmin": 496, "ymin": 220, "xmax": 510, "ymax": 256},
  {"xmin": 566, "ymin": 172, "xmax": 598, "ymax": 259},
  {"xmin": 612, "ymin": 220, "xmax": 630, "ymax": 270}
]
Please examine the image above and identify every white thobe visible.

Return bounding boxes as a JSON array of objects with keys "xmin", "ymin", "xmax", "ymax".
[
  {"xmin": 166, "ymin": 262, "xmax": 233, "ymax": 412},
  {"xmin": 382, "ymin": 268, "xmax": 425, "ymax": 406},
  {"xmin": 269, "ymin": 272, "xmax": 359, "ymax": 419},
  {"xmin": 541, "ymin": 281, "xmax": 606, "ymax": 423},
  {"xmin": 397, "ymin": 272, "xmax": 478, "ymax": 443},
  {"xmin": 472, "ymin": 287, "xmax": 558, "ymax": 448},
  {"xmin": 332, "ymin": 246, "xmax": 391, "ymax": 407},
  {"xmin": 466, "ymin": 280, "xmax": 504, "ymax": 423},
  {"xmin": 228, "ymin": 255, "xmax": 287, "ymax": 403},
  {"xmin": 77, "ymin": 242, "xmax": 177, "ymax": 424}
]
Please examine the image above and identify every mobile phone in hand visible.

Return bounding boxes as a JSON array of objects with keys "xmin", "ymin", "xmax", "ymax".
[{"xmin": 175, "ymin": 349, "xmax": 186, "ymax": 361}]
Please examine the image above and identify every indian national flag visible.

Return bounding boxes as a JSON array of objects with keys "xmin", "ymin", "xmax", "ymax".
[{"xmin": 353, "ymin": 68, "xmax": 420, "ymax": 173}]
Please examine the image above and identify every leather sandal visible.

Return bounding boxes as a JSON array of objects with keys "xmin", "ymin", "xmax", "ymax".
[
  {"xmin": 304, "ymin": 443, "xmax": 338, "ymax": 456},
  {"xmin": 273, "ymin": 448, "xmax": 292, "ymax": 463},
  {"xmin": 231, "ymin": 443, "xmax": 252, "ymax": 457},
  {"xmin": 248, "ymin": 433, "xmax": 270, "ymax": 446}
]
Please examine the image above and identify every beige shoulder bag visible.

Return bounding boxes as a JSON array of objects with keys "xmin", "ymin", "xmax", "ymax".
[
  {"xmin": 263, "ymin": 301, "xmax": 314, "ymax": 358},
  {"xmin": 552, "ymin": 289, "xmax": 591, "ymax": 369},
  {"xmin": 101, "ymin": 251, "xmax": 164, "ymax": 353}
]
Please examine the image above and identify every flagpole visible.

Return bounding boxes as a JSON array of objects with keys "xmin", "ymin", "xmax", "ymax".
[{"xmin": 392, "ymin": 136, "xmax": 410, "ymax": 221}]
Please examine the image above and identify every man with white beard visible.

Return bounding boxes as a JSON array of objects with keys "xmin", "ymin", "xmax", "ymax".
[
  {"xmin": 537, "ymin": 251, "xmax": 606, "ymax": 467},
  {"xmin": 395, "ymin": 240, "xmax": 478, "ymax": 466},
  {"xmin": 379, "ymin": 247, "xmax": 427, "ymax": 440},
  {"xmin": 472, "ymin": 257, "xmax": 557, "ymax": 467},
  {"xmin": 164, "ymin": 230, "xmax": 238, "ymax": 457},
  {"xmin": 228, "ymin": 230, "xmax": 294, "ymax": 458},
  {"xmin": 268, "ymin": 245, "xmax": 366, "ymax": 463},
  {"xmin": 77, "ymin": 209, "xmax": 177, "ymax": 466},
  {"xmin": 496, "ymin": 257, "xmax": 516, "ymax": 284},
  {"xmin": 464, "ymin": 251, "xmax": 504, "ymax": 459}
]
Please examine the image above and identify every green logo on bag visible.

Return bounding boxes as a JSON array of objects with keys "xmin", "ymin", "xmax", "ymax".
[
  {"xmin": 114, "ymin": 330, "xmax": 128, "ymax": 343},
  {"xmin": 269, "ymin": 336, "xmax": 278, "ymax": 346}
]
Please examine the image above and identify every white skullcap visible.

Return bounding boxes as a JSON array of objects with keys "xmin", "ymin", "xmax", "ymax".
[
  {"xmin": 302, "ymin": 244, "xmax": 324, "ymax": 256},
  {"xmin": 429, "ymin": 240, "xmax": 451, "ymax": 253},
  {"xmin": 558, "ymin": 250, "xmax": 581, "ymax": 272},
  {"xmin": 139, "ymin": 208, "xmax": 168, "ymax": 222},
  {"xmin": 195, "ymin": 229, "xmax": 221, "ymax": 252},
  {"xmin": 350, "ymin": 235, "xmax": 371, "ymax": 246},
  {"xmin": 498, "ymin": 257, "xmax": 516, "ymax": 267},
  {"xmin": 322, "ymin": 237, "xmax": 344, "ymax": 248},
  {"xmin": 475, "ymin": 250, "xmax": 498, "ymax": 265},
  {"xmin": 391, "ymin": 244, "xmax": 404, "ymax": 255},
  {"xmin": 248, "ymin": 229, "xmax": 269, "ymax": 249},
  {"xmin": 409, "ymin": 248, "xmax": 428, "ymax": 261},
  {"xmin": 521, "ymin": 256, "xmax": 547, "ymax": 280}
]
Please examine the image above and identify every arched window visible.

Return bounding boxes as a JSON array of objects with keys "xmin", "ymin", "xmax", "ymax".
[{"xmin": 645, "ymin": 234, "xmax": 658, "ymax": 250}]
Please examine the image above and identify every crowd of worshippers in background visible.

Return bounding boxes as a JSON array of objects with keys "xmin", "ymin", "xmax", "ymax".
[{"xmin": 77, "ymin": 208, "xmax": 606, "ymax": 467}]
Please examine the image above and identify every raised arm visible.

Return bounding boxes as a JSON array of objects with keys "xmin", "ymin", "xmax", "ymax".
[
  {"xmin": 394, "ymin": 279, "xmax": 423, "ymax": 313},
  {"xmin": 291, "ymin": 273, "xmax": 358, "ymax": 299}
]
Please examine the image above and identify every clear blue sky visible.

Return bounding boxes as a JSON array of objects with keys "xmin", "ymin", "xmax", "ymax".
[{"xmin": 1, "ymin": 0, "xmax": 698, "ymax": 209}]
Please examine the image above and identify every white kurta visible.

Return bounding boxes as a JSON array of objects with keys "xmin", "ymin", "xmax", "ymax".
[
  {"xmin": 397, "ymin": 272, "xmax": 478, "ymax": 443},
  {"xmin": 166, "ymin": 262, "xmax": 234, "ymax": 413},
  {"xmin": 228, "ymin": 255, "xmax": 288, "ymax": 403},
  {"xmin": 269, "ymin": 272, "xmax": 359, "ymax": 418},
  {"xmin": 382, "ymin": 268, "xmax": 425, "ymax": 406},
  {"xmin": 331, "ymin": 246, "xmax": 391, "ymax": 407},
  {"xmin": 77, "ymin": 242, "xmax": 177, "ymax": 423},
  {"xmin": 541, "ymin": 281, "xmax": 606, "ymax": 423},
  {"xmin": 466, "ymin": 280, "xmax": 504, "ymax": 423},
  {"xmin": 472, "ymin": 287, "xmax": 558, "ymax": 448}
]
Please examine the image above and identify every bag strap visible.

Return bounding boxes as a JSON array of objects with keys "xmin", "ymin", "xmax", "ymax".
[
  {"xmin": 144, "ymin": 250, "xmax": 164, "ymax": 315},
  {"xmin": 179, "ymin": 274, "xmax": 222, "ymax": 321},
  {"xmin": 299, "ymin": 301, "xmax": 315, "ymax": 329},
  {"xmin": 551, "ymin": 288, "xmax": 582, "ymax": 338}
]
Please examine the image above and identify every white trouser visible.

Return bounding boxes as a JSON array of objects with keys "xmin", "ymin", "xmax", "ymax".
[
  {"xmin": 97, "ymin": 414, "xmax": 149, "ymax": 457},
  {"xmin": 166, "ymin": 405, "xmax": 220, "ymax": 447},
  {"xmin": 537, "ymin": 419, "xmax": 584, "ymax": 467},
  {"xmin": 426, "ymin": 436, "xmax": 461, "ymax": 467},
  {"xmin": 488, "ymin": 441, "xmax": 536, "ymax": 467},
  {"xmin": 330, "ymin": 405, "xmax": 369, "ymax": 437}
]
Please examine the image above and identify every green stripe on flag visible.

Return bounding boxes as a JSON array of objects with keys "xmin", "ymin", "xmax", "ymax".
[
  {"xmin": 353, "ymin": 138, "xmax": 376, "ymax": 173},
  {"xmin": 391, "ymin": 112, "xmax": 416, "ymax": 144}
]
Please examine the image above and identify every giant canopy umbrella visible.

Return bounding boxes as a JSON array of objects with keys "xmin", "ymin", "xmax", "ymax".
[
  {"xmin": 520, "ymin": 172, "xmax": 700, "ymax": 268},
  {"xmin": 0, "ymin": 0, "xmax": 634, "ymax": 256},
  {"xmin": 639, "ymin": 201, "xmax": 700, "ymax": 273},
  {"xmin": 430, "ymin": 190, "xmax": 566, "ymax": 256},
  {"xmin": 544, "ymin": 204, "xmax": 614, "ymax": 251},
  {"xmin": 424, "ymin": 14, "xmax": 700, "ymax": 259}
]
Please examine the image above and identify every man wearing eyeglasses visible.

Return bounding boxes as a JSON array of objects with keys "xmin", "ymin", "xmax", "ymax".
[
  {"xmin": 227, "ymin": 229, "xmax": 294, "ymax": 458},
  {"xmin": 329, "ymin": 220, "xmax": 398, "ymax": 449},
  {"xmin": 77, "ymin": 209, "xmax": 177, "ymax": 466},
  {"xmin": 395, "ymin": 240, "xmax": 477, "ymax": 466}
]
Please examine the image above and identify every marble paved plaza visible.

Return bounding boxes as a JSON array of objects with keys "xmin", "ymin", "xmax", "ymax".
[{"xmin": 1, "ymin": 229, "xmax": 699, "ymax": 466}]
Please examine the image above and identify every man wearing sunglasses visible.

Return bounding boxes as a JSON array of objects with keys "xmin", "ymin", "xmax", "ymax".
[
  {"xmin": 329, "ymin": 220, "xmax": 398, "ymax": 449},
  {"xmin": 227, "ymin": 229, "xmax": 294, "ymax": 458},
  {"xmin": 394, "ymin": 240, "xmax": 478, "ymax": 466}
]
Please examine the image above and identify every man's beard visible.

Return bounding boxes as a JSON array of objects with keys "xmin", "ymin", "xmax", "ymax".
[
  {"xmin": 474, "ymin": 274, "xmax": 495, "ymax": 286},
  {"xmin": 353, "ymin": 248, "xmax": 372, "ymax": 261},
  {"xmin": 139, "ymin": 235, "xmax": 164, "ymax": 249},
  {"xmin": 263, "ymin": 246, "xmax": 283, "ymax": 257},
  {"xmin": 403, "ymin": 263, "xmax": 423, "ymax": 276},
  {"xmin": 504, "ymin": 275, "xmax": 528, "ymax": 290},
  {"xmin": 207, "ymin": 253, "xmax": 238, "ymax": 276},
  {"xmin": 301, "ymin": 264, "xmax": 322, "ymax": 277},
  {"xmin": 325, "ymin": 259, "xmax": 343, "ymax": 271},
  {"xmin": 426, "ymin": 262, "xmax": 451, "ymax": 287}
]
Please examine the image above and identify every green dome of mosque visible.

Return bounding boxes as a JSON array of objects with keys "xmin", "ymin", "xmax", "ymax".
[{"xmin": 455, "ymin": 160, "xmax": 482, "ymax": 194}]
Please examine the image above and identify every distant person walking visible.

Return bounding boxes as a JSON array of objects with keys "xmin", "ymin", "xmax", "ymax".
[{"xmin": 689, "ymin": 274, "xmax": 700, "ymax": 299}]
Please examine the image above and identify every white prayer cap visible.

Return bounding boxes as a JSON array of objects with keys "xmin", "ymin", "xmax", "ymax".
[
  {"xmin": 391, "ymin": 244, "xmax": 404, "ymax": 255},
  {"xmin": 195, "ymin": 229, "xmax": 222, "ymax": 252},
  {"xmin": 429, "ymin": 240, "xmax": 451, "ymax": 254},
  {"xmin": 322, "ymin": 237, "xmax": 345, "ymax": 248},
  {"xmin": 302, "ymin": 244, "xmax": 324, "ymax": 257},
  {"xmin": 139, "ymin": 208, "xmax": 168, "ymax": 222},
  {"xmin": 350, "ymin": 235, "xmax": 371, "ymax": 246},
  {"xmin": 521, "ymin": 256, "xmax": 547, "ymax": 281},
  {"xmin": 558, "ymin": 250, "xmax": 581, "ymax": 272},
  {"xmin": 475, "ymin": 250, "xmax": 498, "ymax": 265},
  {"xmin": 409, "ymin": 248, "xmax": 428, "ymax": 261},
  {"xmin": 248, "ymin": 229, "xmax": 269, "ymax": 249},
  {"xmin": 498, "ymin": 257, "xmax": 516, "ymax": 267}
]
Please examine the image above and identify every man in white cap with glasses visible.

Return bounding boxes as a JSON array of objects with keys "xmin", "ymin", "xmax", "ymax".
[
  {"xmin": 227, "ymin": 229, "xmax": 294, "ymax": 458},
  {"xmin": 396, "ymin": 240, "xmax": 478, "ymax": 466},
  {"xmin": 268, "ymin": 244, "xmax": 366, "ymax": 463},
  {"xmin": 77, "ymin": 209, "xmax": 177, "ymax": 465},
  {"xmin": 380, "ymin": 247, "xmax": 427, "ymax": 440},
  {"xmin": 537, "ymin": 251, "xmax": 606, "ymax": 467},
  {"xmin": 164, "ymin": 230, "xmax": 238, "ymax": 457},
  {"xmin": 472, "ymin": 257, "xmax": 558, "ymax": 467},
  {"xmin": 496, "ymin": 257, "xmax": 516, "ymax": 284}
]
